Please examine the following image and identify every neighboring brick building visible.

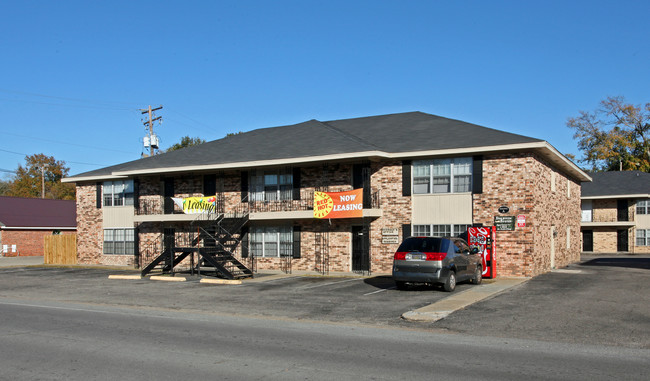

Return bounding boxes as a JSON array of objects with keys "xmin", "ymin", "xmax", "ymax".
[
  {"xmin": 0, "ymin": 196, "xmax": 77, "ymax": 256},
  {"xmin": 63, "ymin": 112, "xmax": 590, "ymax": 277},
  {"xmin": 581, "ymin": 171, "xmax": 650, "ymax": 254}
]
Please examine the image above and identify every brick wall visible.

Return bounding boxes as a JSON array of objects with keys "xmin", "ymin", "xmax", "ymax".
[
  {"xmin": 75, "ymin": 155, "xmax": 583, "ymax": 277},
  {"xmin": 369, "ymin": 160, "xmax": 411, "ymax": 273},
  {"xmin": 474, "ymin": 153, "xmax": 581, "ymax": 277},
  {"xmin": 77, "ymin": 183, "xmax": 103, "ymax": 264},
  {"xmin": 1, "ymin": 229, "xmax": 74, "ymax": 256}
]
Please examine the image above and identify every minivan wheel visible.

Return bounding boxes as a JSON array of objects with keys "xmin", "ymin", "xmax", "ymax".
[
  {"xmin": 472, "ymin": 267, "xmax": 482, "ymax": 285},
  {"xmin": 395, "ymin": 280, "xmax": 408, "ymax": 290},
  {"xmin": 443, "ymin": 272, "xmax": 456, "ymax": 292}
]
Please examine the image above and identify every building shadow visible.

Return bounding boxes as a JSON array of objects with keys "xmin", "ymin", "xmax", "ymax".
[{"xmin": 580, "ymin": 257, "xmax": 650, "ymax": 270}]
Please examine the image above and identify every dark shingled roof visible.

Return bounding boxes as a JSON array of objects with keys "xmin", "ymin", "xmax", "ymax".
[
  {"xmin": 581, "ymin": 171, "xmax": 650, "ymax": 197},
  {"xmin": 67, "ymin": 111, "xmax": 544, "ymax": 179},
  {"xmin": 0, "ymin": 196, "xmax": 77, "ymax": 228}
]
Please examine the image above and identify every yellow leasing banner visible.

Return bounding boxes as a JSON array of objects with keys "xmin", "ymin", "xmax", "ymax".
[
  {"xmin": 172, "ymin": 196, "xmax": 218, "ymax": 214},
  {"xmin": 313, "ymin": 189, "xmax": 363, "ymax": 219}
]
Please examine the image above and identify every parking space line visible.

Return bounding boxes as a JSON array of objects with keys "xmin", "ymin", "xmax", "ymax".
[
  {"xmin": 363, "ymin": 287, "xmax": 395, "ymax": 296},
  {"xmin": 244, "ymin": 275, "xmax": 302, "ymax": 284},
  {"xmin": 301, "ymin": 278, "xmax": 362, "ymax": 290}
]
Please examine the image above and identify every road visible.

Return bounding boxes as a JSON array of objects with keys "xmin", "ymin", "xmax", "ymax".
[{"xmin": 0, "ymin": 299, "xmax": 647, "ymax": 381}]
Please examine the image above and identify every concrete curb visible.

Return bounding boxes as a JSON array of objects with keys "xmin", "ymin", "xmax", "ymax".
[
  {"xmin": 200, "ymin": 278, "xmax": 242, "ymax": 285},
  {"xmin": 150, "ymin": 275, "xmax": 187, "ymax": 282},
  {"xmin": 108, "ymin": 275, "xmax": 142, "ymax": 280},
  {"xmin": 402, "ymin": 277, "xmax": 529, "ymax": 322}
]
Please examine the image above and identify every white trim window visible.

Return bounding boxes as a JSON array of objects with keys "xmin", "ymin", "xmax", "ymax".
[
  {"xmin": 104, "ymin": 228, "xmax": 135, "ymax": 255},
  {"xmin": 636, "ymin": 229, "xmax": 649, "ymax": 246},
  {"xmin": 250, "ymin": 226, "xmax": 293, "ymax": 257},
  {"xmin": 636, "ymin": 200, "xmax": 650, "ymax": 215},
  {"xmin": 413, "ymin": 158, "xmax": 472, "ymax": 194},
  {"xmin": 413, "ymin": 224, "xmax": 471, "ymax": 238},
  {"xmin": 250, "ymin": 169, "xmax": 292, "ymax": 202},
  {"xmin": 103, "ymin": 180, "xmax": 134, "ymax": 207}
]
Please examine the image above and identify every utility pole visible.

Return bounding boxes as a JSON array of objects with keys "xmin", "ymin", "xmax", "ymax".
[
  {"xmin": 140, "ymin": 105, "xmax": 163, "ymax": 157},
  {"xmin": 35, "ymin": 166, "xmax": 47, "ymax": 199}
]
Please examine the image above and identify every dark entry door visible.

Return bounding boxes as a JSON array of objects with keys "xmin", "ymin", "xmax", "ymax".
[
  {"xmin": 352, "ymin": 226, "xmax": 369, "ymax": 272},
  {"xmin": 617, "ymin": 229, "xmax": 628, "ymax": 252},
  {"xmin": 164, "ymin": 178, "xmax": 175, "ymax": 214},
  {"xmin": 163, "ymin": 227, "xmax": 175, "ymax": 265},
  {"xmin": 617, "ymin": 200, "xmax": 629, "ymax": 221},
  {"xmin": 582, "ymin": 230, "xmax": 593, "ymax": 252}
]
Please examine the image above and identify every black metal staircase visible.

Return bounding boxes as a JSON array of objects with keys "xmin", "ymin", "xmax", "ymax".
[{"xmin": 139, "ymin": 197, "xmax": 253, "ymax": 280}]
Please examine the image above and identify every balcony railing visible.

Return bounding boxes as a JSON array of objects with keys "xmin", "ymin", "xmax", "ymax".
[{"xmin": 136, "ymin": 190, "xmax": 381, "ymax": 216}]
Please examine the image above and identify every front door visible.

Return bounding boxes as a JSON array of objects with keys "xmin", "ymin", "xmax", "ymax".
[
  {"xmin": 163, "ymin": 227, "xmax": 175, "ymax": 265},
  {"xmin": 352, "ymin": 225, "xmax": 369, "ymax": 273},
  {"xmin": 582, "ymin": 230, "xmax": 593, "ymax": 252},
  {"xmin": 617, "ymin": 200, "xmax": 629, "ymax": 222},
  {"xmin": 617, "ymin": 229, "xmax": 628, "ymax": 252}
]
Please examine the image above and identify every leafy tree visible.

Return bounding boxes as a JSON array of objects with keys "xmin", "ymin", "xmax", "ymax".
[
  {"xmin": 6, "ymin": 154, "xmax": 75, "ymax": 200},
  {"xmin": 0, "ymin": 177, "xmax": 11, "ymax": 196},
  {"xmin": 567, "ymin": 96, "xmax": 650, "ymax": 172},
  {"xmin": 165, "ymin": 136, "xmax": 206, "ymax": 152}
]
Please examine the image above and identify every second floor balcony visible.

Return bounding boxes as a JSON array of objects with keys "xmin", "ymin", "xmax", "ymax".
[{"xmin": 134, "ymin": 190, "xmax": 381, "ymax": 222}]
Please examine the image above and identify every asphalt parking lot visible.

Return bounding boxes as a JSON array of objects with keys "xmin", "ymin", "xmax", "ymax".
[
  {"xmin": 1, "ymin": 254, "xmax": 648, "ymax": 349},
  {"xmin": 435, "ymin": 255, "xmax": 650, "ymax": 349},
  {"xmin": 0, "ymin": 266, "xmax": 480, "ymax": 328}
]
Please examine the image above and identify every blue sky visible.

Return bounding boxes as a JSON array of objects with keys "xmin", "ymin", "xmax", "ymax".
[{"xmin": 1, "ymin": 0, "xmax": 648, "ymax": 177}]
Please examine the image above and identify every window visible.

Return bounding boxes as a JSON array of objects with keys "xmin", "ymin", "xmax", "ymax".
[
  {"xmin": 103, "ymin": 180, "xmax": 134, "ymax": 207},
  {"xmin": 412, "ymin": 158, "xmax": 472, "ymax": 194},
  {"xmin": 250, "ymin": 169, "xmax": 292, "ymax": 202},
  {"xmin": 250, "ymin": 226, "xmax": 293, "ymax": 257},
  {"xmin": 432, "ymin": 225, "xmax": 451, "ymax": 237},
  {"xmin": 637, "ymin": 200, "xmax": 650, "ymax": 215},
  {"xmin": 412, "ymin": 224, "xmax": 470, "ymax": 238},
  {"xmin": 104, "ymin": 228, "xmax": 135, "ymax": 255},
  {"xmin": 636, "ymin": 229, "xmax": 649, "ymax": 246},
  {"xmin": 412, "ymin": 225, "xmax": 430, "ymax": 237},
  {"xmin": 453, "ymin": 224, "xmax": 471, "ymax": 237}
]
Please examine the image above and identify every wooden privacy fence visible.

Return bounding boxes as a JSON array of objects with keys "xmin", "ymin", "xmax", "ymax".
[{"xmin": 44, "ymin": 234, "xmax": 77, "ymax": 265}]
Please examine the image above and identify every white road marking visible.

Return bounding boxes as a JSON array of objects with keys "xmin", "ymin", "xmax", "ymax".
[
  {"xmin": 301, "ymin": 278, "xmax": 362, "ymax": 290},
  {"xmin": 363, "ymin": 287, "xmax": 395, "ymax": 296}
]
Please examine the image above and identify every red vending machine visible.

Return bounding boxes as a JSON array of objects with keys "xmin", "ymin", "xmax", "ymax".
[{"xmin": 467, "ymin": 226, "xmax": 496, "ymax": 279}]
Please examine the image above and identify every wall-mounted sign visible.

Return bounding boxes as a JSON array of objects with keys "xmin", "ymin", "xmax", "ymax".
[
  {"xmin": 382, "ymin": 228, "xmax": 399, "ymax": 236},
  {"xmin": 517, "ymin": 215, "xmax": 526, "ymax": 228},
  {"xmin": 494, "ymin": 215, "xmax": 516, "ymax": 231},
  {"xmin": 382, "ymin": 236, "xmax": 400, "ymax": 244},
  {"xmin": 498, "ymin": 206, "xmax": 510, "ymax": 214},
  {"xmin": 313, "ymin": 189, "xmax": 363, "ymax": 219}
]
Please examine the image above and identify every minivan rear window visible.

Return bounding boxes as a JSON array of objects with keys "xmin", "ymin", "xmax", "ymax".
[{"xmin": 397, "ymin": 237, "xmax": 449, "ymax": 253}]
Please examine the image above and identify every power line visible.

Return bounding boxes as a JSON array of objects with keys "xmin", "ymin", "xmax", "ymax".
[
  {"xmin": 0, "ymin": 88, "xmax": 143, "ymax": 109},
  {"xmin": 0, "ymin": 97, "xmax": 137, "ymax": 111},
  {"xmin": 0, "ymin": 130, "xmax": 134, "ymax": 154},
  {"xmin": 0, "ymin": 148, "xmax": 108, "ymax": 167}
]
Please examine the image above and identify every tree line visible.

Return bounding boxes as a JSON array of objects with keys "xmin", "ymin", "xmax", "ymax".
[{"xmin": 0, "ymin": 153, "xmax": 75, "ymax": 200}]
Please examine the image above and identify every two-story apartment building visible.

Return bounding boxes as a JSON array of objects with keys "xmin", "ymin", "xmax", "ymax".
[
  {"xmin": 63, "ymin": 112, "xmax": 590, "ymax": 277},
  {"xmin": 581, "ymin": 171, "xmax": 650, "ymax": 253}
]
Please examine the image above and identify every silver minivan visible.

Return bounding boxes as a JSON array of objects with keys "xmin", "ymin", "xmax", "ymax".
[{"xmin": 392, "ymin": 236, "xmax": 482, "ymax": 292}]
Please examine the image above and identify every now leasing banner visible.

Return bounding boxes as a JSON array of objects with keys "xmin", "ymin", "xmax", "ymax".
[
  {"xmin": 313, "ymin": 189, "xmax": 363, "ymax": 219},
  {"xmin": 171, "ymin": 196, "xmax": 218, "ymax": 214}
]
